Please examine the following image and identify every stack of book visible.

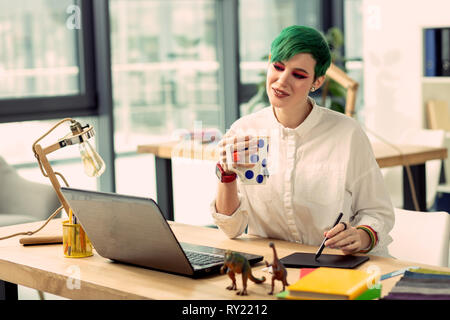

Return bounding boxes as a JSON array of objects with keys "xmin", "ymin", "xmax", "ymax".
[
  {"xmin": 425, "ymin": 28, "xmax": 450, "ymax": 77},
  {"xmin": 382, "ymin": 268, "xmax": 450, "ymax": 300},
  {"xmin": 277, "ymin": 267, "xmax": 381, "ymax": 300}
]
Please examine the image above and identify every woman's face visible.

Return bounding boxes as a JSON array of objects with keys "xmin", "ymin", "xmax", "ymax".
[{"xmin": 266, "ymin": 52, "xmax": 323, "ymax": 110}]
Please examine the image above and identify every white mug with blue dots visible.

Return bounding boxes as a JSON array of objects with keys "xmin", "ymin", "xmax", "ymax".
[{"xmin": 225, "ymin": 136, "xmax": 270, "ymax": 185}]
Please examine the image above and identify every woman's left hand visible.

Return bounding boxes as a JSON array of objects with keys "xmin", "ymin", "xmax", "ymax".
[{"xmin": 324, "ymin": 222, "xmax": 370, "ymax": 255}]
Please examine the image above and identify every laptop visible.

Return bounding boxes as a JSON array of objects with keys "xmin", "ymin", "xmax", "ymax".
[{"xmin": 60, "ymin": 187, "xmax": 263, "ymax": 277}]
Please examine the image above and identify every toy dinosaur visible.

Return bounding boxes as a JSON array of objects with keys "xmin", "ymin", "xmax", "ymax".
[
  {"xmin": 220, "ymin": 250, "xmax": 266, "ymax": 296},
  {"xmin": 265, "ymin": 242, "xmax": 289, "ymax": 295}
]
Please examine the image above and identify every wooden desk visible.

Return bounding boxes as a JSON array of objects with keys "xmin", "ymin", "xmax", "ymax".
[
  {"xmin": 1, "ymin": 219, "xmax": 449, "ymax": 300},
  {"xmin": 372, "ymin": 143, "xmax": 448, "ymax": 211},
  {"xmin": 371, "ymin": 143, "xmax": 447, "ymax": 168},
  {"xmin": 138, "ymin": 140, "xmax": 448, "ymax": 217}
]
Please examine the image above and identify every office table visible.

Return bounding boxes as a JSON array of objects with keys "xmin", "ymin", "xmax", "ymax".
[
  {"xmin": 372, "ymin": 143, "xmax": 448, "ymax": 211},
  {"xmin": 1, "ymin": 218, "xmax": 450, "ymax": 300},
  {"xmin": 137, "ymin": 140, "xmax": 448, "ymax": 218}
]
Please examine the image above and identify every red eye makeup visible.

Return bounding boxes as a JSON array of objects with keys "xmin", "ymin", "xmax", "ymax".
[
  {"xmin": 273, "ymin": 62, "xmax": 285, "ymax": 71},
  {"xmin": 292, "ymin": 71, "xmax": 309, "ymax": 79},
  {"xmin": 272, "ymin": 62, "xmax": 309, "ymax": 79}
]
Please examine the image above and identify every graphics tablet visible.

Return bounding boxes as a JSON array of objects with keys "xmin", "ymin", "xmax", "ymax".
[{"xmin": 279, "ymin": 252, "xmax": 369, "ymax": 269}]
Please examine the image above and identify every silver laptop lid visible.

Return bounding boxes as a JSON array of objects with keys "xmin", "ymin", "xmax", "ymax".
[{"xmin": 61, "ymin": 187, "xmax": 194, "ymax": 275}]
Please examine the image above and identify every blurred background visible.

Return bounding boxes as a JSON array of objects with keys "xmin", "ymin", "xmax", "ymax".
[
  {"xmin": 1, "ymin": 0, "xmax": 450, "ymax": 300},
  {"xmin": 0, "ymin": 0, "xmax": 363, "ymax": 199},
  {"xmin": 0, "ymin": 0, "xmax": 449, "ymax": 230}
]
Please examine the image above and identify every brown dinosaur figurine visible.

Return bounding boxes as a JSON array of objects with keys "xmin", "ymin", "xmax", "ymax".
[
  {"xmin": 220, "ymin": 250, "xmax": 266, "ymax": 296},
  {"xmin": 265, "ymin": 242, "xmax": 289, "ymax": 295}
]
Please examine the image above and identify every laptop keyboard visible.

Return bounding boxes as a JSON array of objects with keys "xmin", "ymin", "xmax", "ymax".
[{"xmin": 185, "ymin": 250, "xmax": 224, "ymax": 266}]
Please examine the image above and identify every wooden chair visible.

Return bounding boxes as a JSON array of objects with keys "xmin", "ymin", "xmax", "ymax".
[{"xmin": 324, "ymin": 63, "xmax": 359, "ymax": 118}]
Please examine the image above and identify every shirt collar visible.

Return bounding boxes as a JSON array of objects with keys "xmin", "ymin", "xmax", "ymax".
[{"xmin": 270, "ymin": 97, "xmax": 322, "ymax": 137}]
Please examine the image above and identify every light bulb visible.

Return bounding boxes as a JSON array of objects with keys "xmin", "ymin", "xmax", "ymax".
[{"xmin": 79, "ymin": 140, "xmax": 106, "ymax": 177}]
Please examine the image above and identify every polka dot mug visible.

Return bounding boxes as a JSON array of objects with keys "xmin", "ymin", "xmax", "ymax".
[{"xmin": 225, "ymin": 136, "xmax": 270, "ymax": 185}]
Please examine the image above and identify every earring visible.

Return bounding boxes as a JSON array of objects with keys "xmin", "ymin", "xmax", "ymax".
[{"xmin": 311, "ymin": 86, "xmax": 316, "ymax": 92}]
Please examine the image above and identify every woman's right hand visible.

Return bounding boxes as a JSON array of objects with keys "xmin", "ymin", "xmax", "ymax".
[
  {"xmin": 215, "ymin": 133, "xmax": 256, "ymax": 215},
  {"xmin": 218, "ymin": 134, "xmax": 257, "ymax": 174}
]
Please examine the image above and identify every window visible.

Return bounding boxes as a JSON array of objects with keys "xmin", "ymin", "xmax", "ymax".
[
  {"xmin": 238, "ymin": 0, "xmax": 320, "ymax": 115},
  {"xmin": 110, "ymin": 0, "xmax": 221, "ymax": 153},
  {"xmin": 239, "ymin": 0, "xmax": 297, "ymax": 85},
  {"xmin": 0, "ymin": 0, "xmax": 102, "ymax": 193},
  {"xmin": 0, "ymin": 0, "xmax": 79, "ymax": 99},
  {"xmin": 0, "ymin": 0, "xmax": 96, "ymax": 122},
  {"xmin": 109, "ymin": 0, "xmax": 221, "ymax": 199},
  {"xmin": 344, "ymin": 0, "xmax": 364, "ymax": 118}
]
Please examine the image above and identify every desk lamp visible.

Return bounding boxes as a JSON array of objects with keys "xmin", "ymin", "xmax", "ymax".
[
  {"xmin": 27, "ymin": 118, "xmax": 105, "ymax": 256},
  {"xmin": 32, "ymin": 118, "xmax": 105, "ymax": 217},
  {"xmin": 0, "ymin": 119, "xmax": 105, "ymax": 249}
]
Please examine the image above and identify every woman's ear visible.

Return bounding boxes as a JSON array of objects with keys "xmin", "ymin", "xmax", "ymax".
[{"xmin": 312, "ymin": 75, "xmax": 326, "ymax": 91}]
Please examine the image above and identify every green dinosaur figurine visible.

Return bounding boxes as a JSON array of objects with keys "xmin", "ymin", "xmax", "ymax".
[{"xmin": 220, "ymin": 250, "xmax": 266, "ymax": 296}]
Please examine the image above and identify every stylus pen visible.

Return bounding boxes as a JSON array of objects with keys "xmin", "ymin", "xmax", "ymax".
[{"xmin": 315, "ymin": 212, "xmax": 344, "ymax": 261}]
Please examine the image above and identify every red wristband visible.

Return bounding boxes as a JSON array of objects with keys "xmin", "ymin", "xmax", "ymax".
[{"xmin": 215, "ymin": 162, "xmax": 236, "ymax": 183}]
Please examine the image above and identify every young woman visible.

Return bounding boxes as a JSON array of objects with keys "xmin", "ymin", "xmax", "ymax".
[{"xmin": 211, "ymin": 25, "xmax": 394, "ymax": 257}]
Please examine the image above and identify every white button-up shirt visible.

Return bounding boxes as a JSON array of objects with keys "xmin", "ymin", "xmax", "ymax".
[{"xmin": 211, "ymin": 98, "xmax": 394, "ymax": 257}]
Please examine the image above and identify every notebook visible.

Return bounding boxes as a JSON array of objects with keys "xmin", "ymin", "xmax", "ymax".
[
  {"xmin": 285, "ymin": 267, "xmax": 379, "ymax": 300},
  {"xmin": 277, "ymin": 284, "xmax": 381, "ymax": 300},
  {"xmin": 60, "ymin": 187, "xmax": 263, "ymax": 278}
]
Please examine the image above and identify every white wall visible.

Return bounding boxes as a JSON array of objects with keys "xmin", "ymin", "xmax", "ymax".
[{"xmin": 362, "ymin": 0, "xmax": 450, "ymax": 141}]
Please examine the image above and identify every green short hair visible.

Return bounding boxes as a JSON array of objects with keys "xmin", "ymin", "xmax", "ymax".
[{"xmin": 270, "ymin": 25, "xmax": 331, "ymax": 78}]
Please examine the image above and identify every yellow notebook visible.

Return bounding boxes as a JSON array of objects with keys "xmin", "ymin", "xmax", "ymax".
[{"xmin": 287, "ymin": 267, "xmax": 380, "ymax": 300}]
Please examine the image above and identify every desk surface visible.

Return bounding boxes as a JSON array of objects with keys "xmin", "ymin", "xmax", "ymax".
[
  {"xmin": 372, "ymin": 143, "xmax": 448, "ymax": 168},
  {"xmin": 137, "ymin": 140, "xmax": 448, "ymax": 168},
  {"xmin": 1, "ymin": 219, "xmax": 449, "ymax": 300}
]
